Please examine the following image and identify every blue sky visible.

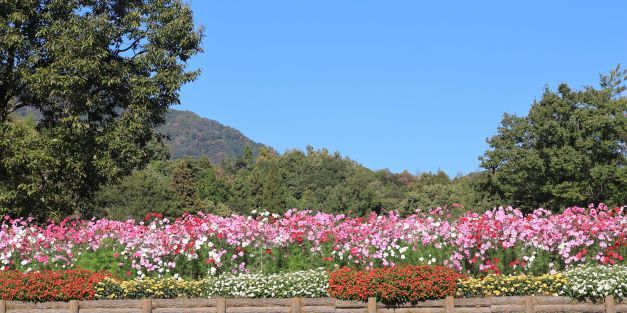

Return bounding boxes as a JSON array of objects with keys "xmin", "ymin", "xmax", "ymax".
[{"xmin": 179, "ymin": 1, "xmax": 627, "ymax": 175}]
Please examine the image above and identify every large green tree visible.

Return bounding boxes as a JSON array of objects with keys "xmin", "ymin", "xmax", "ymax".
[
  {"xmin": 0, "ymin": 0, "xmax": 202, "ymax": 219},
  {"xmin": 480, "ymin": 67, "xmax": 627, "ymax": 211},
  {"xmin": 94, "ymin": 161, "xmax": 179, "ymax": 220}
]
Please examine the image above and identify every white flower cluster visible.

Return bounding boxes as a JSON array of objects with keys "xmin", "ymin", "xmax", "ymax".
[
  {"xmin": 202, "ymin": 269, "xmax": 328, "ymax": 298},
  {"xmin": 561, "ymin": 265, "xmax": 627, "ymax": 302}
]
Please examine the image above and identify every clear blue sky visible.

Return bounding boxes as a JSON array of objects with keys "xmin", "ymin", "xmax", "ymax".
[{"xmin": 179, "ymin": 1, "xmax": 627, "ymax": 175}]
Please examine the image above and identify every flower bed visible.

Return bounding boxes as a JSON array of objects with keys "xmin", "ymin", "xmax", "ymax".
[
  {"xmin": 0, "ymin": 269, "xmax": 109, "ymax": 302},
  {"xmin": 96, "ymin": 269, "xmax": 328, "ymax": 300},
  {"xmin": 0, "ymin": 204, "xmax": 624, "ymax": 278},
  {"xmin": 561, "ymin": 264, "xmax": 627, "ymax": 302},
  {"xmin": 327, "ymin": 265, "xmax": 462, "ymax": 305},
  {"xmin": 456, "ymin": 273, "xmax": 566, "ymax": 297},
  {"xmin": 2, "ymin": 265, "xmax": 627, "ymax": 303}
]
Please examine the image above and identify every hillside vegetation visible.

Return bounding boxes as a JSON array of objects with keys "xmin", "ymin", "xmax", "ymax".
[{"xmin": 158, "ymin": 110, "xmax": 264, "ymax": 162}]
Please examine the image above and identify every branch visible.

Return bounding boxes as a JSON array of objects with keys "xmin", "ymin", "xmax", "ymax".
[
  {"xmin": 130, "ymin": 50, "xmax": 147, "ymax": 60},
  {"xmin": 115, "ymin": 37, "xmax": 143, "ymax": 54}
]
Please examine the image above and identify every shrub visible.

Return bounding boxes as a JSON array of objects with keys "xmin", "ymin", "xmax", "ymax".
[
  {"xmin": 96, "ymin": 269, "xmax": 328, "ymax": 299},
  {"xmin": 328, "ymin": 265, "xmax": 463, "ymax": 306},
  {"xmin": 0, "ymin": 269, "xmax": 110, "ymax": 302},
  {"xmin": 456, "ymin": 273, "xmax": 566, "ymax": 297},
  {"xmin": 561, "ymin": 265, "xmax": 627, "ymax": 302}
]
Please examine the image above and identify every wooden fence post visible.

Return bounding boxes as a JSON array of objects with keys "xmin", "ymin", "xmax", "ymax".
[
  {"xmin": 68, "ymin": 300, "xmax": 79, "ymax": 313},
  {"xmin": 0, "ymin": 300, "xmax": 6, "ymax": 313},
  {"xmin": 290, "ymin": 297, "xmax": 302, "ymax": 313},
  {"xmin": 216, "ymin": 297, "xmax": 226, "ymax": 313},
  {"xmin": 142, "ymin": 299, "xmax": 152, "ymax": 313},
  {"xmin": 524, "ymin": 296, "xmax": 534, "ymax": 313},
  {"xmin": 368, "ymin": 297, "xmax": 377, "ymax": 313},
  {"xmin": 605, "ymin": 295, "xmax": 616, "ymax": 313},
  {"xmin": 444, "ymin": 296, "xmax": 454, "ymax": 313}
]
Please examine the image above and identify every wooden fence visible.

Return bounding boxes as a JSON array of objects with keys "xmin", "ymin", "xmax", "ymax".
[{"xmin": 0, "ymin": 296, "xmax": 625, "ymax": 313}]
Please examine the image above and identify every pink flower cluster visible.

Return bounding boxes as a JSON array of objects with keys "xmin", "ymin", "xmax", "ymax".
[{"xmin": 0, "ymin": 204, "xmax": 624, "ymax": 276}]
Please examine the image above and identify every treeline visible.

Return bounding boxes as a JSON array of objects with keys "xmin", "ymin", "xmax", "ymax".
[
  {"xmin": 95, "ymin": 146, "xmax": 500, "ymax": 219},
  {"xmin": 94, "ymin": 67, "xmax": 627, "ymax": 219},
  {"xmin": 4, "ymin": 67, "xmax": 627, "ymax": 221}
]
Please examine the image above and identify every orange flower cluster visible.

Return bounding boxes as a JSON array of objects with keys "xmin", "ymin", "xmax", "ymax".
[
  {"xmin": 0, "ymin": 269, "xmax": 110, "ymax": 302},
  {"xmin": 328, "ymin": 265, "xmax": 463, "ymax": 306}
]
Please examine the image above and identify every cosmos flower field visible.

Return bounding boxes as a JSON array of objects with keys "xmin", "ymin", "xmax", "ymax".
[{"xmin": 0, "ymin": 204, "xmax": 624, "ymax": 279}]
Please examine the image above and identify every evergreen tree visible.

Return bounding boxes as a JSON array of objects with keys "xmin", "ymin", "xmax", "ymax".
[
  {"xmin": 171, "ymin": 160, "xmax": 197, "ymax": 211},
  {"xmin": 481, "ymin": 67, "xmax": 627, "ymax": 211},
  {"xmin": 197, "ymin": 163, "xmax": 230, "ymax": 205},
  {"xmin": 260, "ymin": 160, "xmax": 286, "ymax": 212},
  {"xmin": 234, "ymin": 146, "xmax": 255, "ymax": 171}
]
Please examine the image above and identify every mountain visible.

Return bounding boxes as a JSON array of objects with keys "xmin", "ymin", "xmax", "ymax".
[
  {"xmin": 14, "ymin": 108, "xmax": 265, "ymax": 163},
  {"xmin": 158, "ymin": 110, "xmax": 264, "ymax": 162}
]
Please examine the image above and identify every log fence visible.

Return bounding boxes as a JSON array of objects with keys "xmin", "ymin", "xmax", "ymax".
[{"xmin": 0, "ymin": 296, "xmax": 624, "ymax": 313}]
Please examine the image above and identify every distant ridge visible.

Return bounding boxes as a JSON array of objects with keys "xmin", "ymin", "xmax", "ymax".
[
  {"xmin": 14, "ymin": 107, "xmax": 265, "ymax": 163},
  {"xmin": 158, "ymin": 109, "xmax": 265, "ymax": 162}
]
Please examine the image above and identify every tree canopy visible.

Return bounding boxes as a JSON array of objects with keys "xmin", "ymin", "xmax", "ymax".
[
  {"xmin": 480, "ymin": 66, "xmax": 627, "ymax": 211},
  {"xmin": 0, "ymin": 0, "xmax": 202, "ymax": 219},
  {"xmin": 94, "ymin": 147, "xmax": 502, "ymax": 220}
]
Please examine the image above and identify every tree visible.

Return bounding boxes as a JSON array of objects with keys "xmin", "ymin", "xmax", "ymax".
[
  {"xmin": 196, "ymin": 162, "xmax": 230, "ymax": 205},
  {"xmin": 94, "ymin": 162, "xmax": 179, "ymax": 220},
  {"xmin": 228, "ymin": 167, "xmax": 259, "ymax": 214},
  {"xmin": 259, "ymin": 158, "xmax": 286, "ymax": 212},
  {"xmin": 399, "ymin": 184, "xmax": 461, "ymax": 214},
  {"xmin": 0, "ymin": 0, "xmax": 202, "ymax": 219},
  {"xmin": 480, "ymin": 67, "xmax": 627, "ymax": 211},
  {"xmin": 171, "ymin": 160, "xmax": 197, "ymax": 211},
  {"xmin": 234, "ymin": 146, "xmax": 255, "ymax": 171}
]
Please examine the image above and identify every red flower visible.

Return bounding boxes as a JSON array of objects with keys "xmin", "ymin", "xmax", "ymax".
[
  {"xmin": 0, "ymin": 269, "xmax": 110, "ymax": 302},
  {"xmin": 328, "ymin": 265, "xmax": 463, "ymax": 306}
]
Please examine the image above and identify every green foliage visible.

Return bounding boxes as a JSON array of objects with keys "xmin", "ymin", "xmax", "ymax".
[
  {"xmin": 94, "ymin": 162, "xmax": 179, "ymax": 220},
  {"xmin": 399, "ymin": 171, "xmax": 502, "ymax": 216},
  {"xmin": 0, "ymin": 118, "xmax": 77, "ymax": 220},
  {"xmin": 0, "ymin": 0, "xmax": 203, "ymax": 220},
  {"xmin": 74, "ymin": 240, "xmax": 131, "ymax": 279},
  {"xmin": 171, "ymin": 159, "xmax": 197, "ymax": 211},
  {"xmin": 260, "ymin": 158, "xmax": 286, "ymax": 212},
  {"xmin": 481, "ymin": 66, "xmax": 627, "ymax": 211},
  {"xmin": 196, "ymin": 160, "xmax": 230, "ymax": 205},
  {"xmin": 96, "ymin": 146, "xmax": 505, "ymax": 218},
  {"xmin": 158, "ymin": 110, "xmax": 264, "ymax": 162}
]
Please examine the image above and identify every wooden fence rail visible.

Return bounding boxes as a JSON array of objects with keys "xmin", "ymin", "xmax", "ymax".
[{"xmin": 0, "ymin": 296, "xmax": 624, "ymax": 313}]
